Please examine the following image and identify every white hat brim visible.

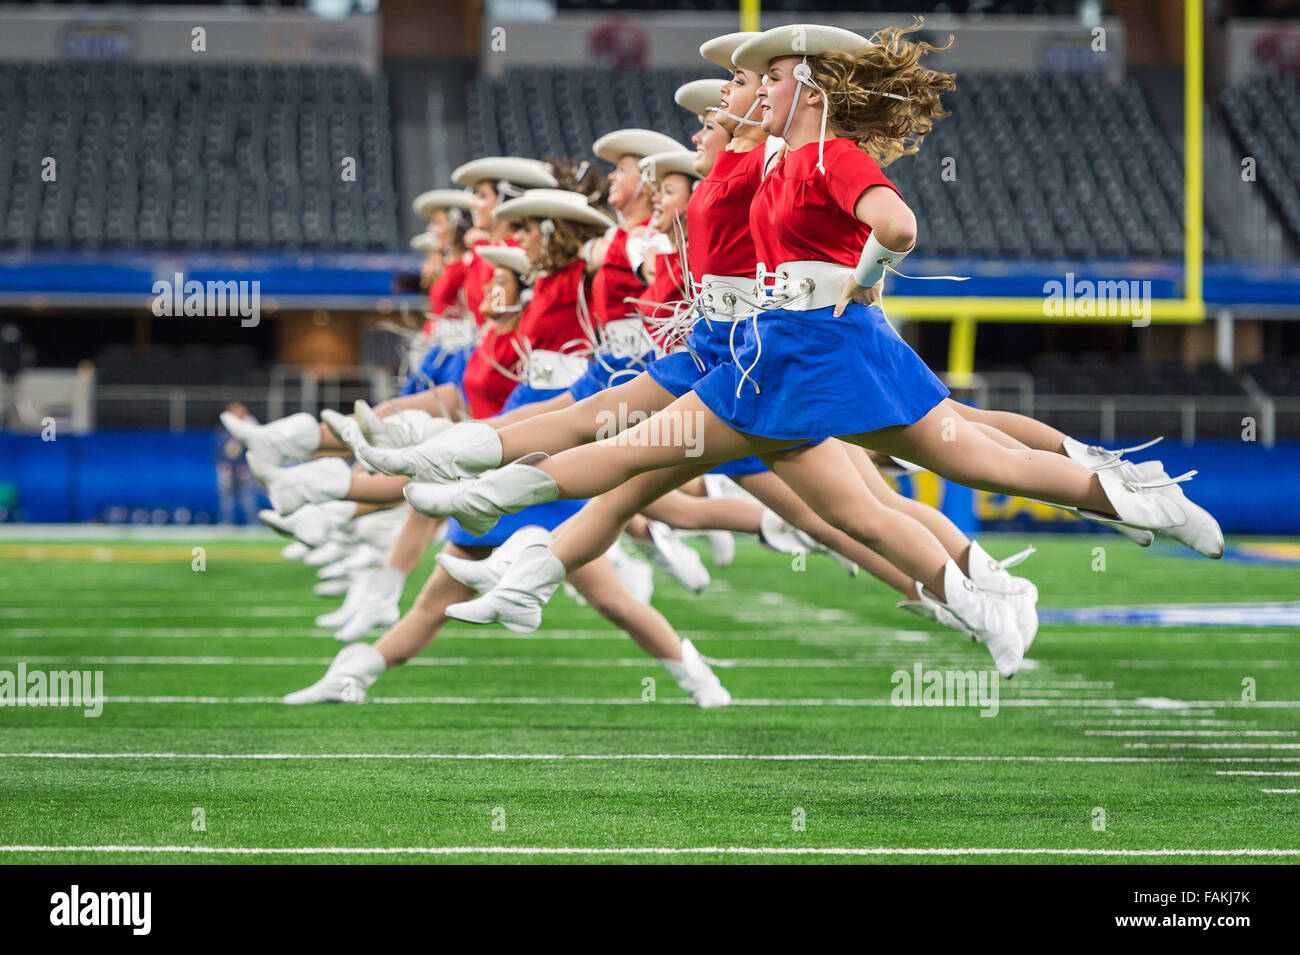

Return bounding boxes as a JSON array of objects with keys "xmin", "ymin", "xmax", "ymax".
[
  {"xmin": 675, "ymin": 79, "xmax": 726, "ymax": 120},
  {"xmin": 639, "ymin": 151, "xmax": 704, "ymax": 183},
  {"xmin": 493, "ymin": 189, "xmax": 615, "ymax": 229},
  {"xmin": 593, "ymin": 129, "xmax": 689, "ymax": 165},
  {"xmin": 732, "ymin": 24, "xmax": 870, "ymax": 74},
  {"xmin": 699, "ymin": 31, "xmax": 759, "ymax": 71},
  {"xmin": 451, "ymin": 157, "xmax": 558, "ymax": 190},
  {"xmin": 412, "ymin": 189, "xmax": 473, "ymax": 220},
  {"xmin": 476, "ymin": 245, "xmax": 532, "ymax": 277}
]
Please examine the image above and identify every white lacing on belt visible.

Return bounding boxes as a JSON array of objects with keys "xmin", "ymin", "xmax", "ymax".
[
  {"xmin": 719, "ymin": 263, "xmax": 821, "ymax": 398},
  {"xmin": 589, "ymin": 225, "xmax": 694, "ymax": 383},
  {"xmin": 574, "ymin": 275, "xmax": 644, "ymax": 384},
  {"xmin": 482, "ymin": 335, "xmax": 527, "ymax": 383},
  {"xmin": 720, "ymin": 253, "xmax": 971, "ymax": 398},
  {"xmin": 519, "ymin": 342, "xmax": 591, "ymax": 390}
]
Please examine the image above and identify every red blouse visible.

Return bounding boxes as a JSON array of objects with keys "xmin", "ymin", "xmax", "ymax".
[
  {"xmin": 460, "ymin": 325, "xmax": 523, "ymax": 419},
  {"xmin": 589, "ymin": 219, "xmax": 650, "ymax": 326},
  {"xmin": 462, "ymin": 237, "xmax": 522, "ymax": 324},
  {"xmin": 749, "ymin": 137, "xmax": 902, "ymax": 269},
  {"xmin": 686, "ymin": 146, "xmax": 764, "ymax": 281},
  {"xmin": 635, "ymin": 249, "xmax": 688, "ymax": 348},
  {"xmin": 518, "ymin": 259, "xmax": 590, "ymax": 354}
]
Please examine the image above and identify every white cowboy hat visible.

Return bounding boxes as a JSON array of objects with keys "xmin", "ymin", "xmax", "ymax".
[
  {"xmin": 638, "ymin": 151, "xmax": 704, "ymax": 183},
  {"xmin": 493, "ymin": 188, "xmax": 615, "ymax": 229},
  {"xmin": 732, "ymin": 24, "xmax": 870, "ymax": 73},
  {"xmin": 451, "ymin": 157, "xmax": 558, "ymax": 190},
  {"xmin": 476, "ymin": 244, "xmax": 532, "ymax": 278},
  {"xmin": 699, "ymin": 32, "xmax": 759, "ymax": 71},
  {"xmin": 411, "ymin": 188, "xmax": 473, "ymax": 220},
  {"xmin": 592, "ymin": 128, "xmax": 688, "ymax": 165},
  {"xmin": 674, "ymin": 79, "xmax": 726, "ymax": 120},
  {"xmin": 409, "ymin": 232, "xmax": 436, "ymax": 251}
]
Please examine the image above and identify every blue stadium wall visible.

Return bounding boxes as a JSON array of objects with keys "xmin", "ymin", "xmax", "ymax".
[{"xmin": 1, "ymin": 430, "xmax": 1298, "ymax": 534}]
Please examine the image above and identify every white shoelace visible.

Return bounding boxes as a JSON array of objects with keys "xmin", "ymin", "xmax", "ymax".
[
  {"xmin": 1088, "ymin": 436, "xmax": 1165, "ymax": 467},
  {"xmin": 1121, "ymin": 468, "xmax": 1196, "ymax": 493},
  {"xmin": 988, "ymin": 544, "xmax": 1036, "ymax": 573}
]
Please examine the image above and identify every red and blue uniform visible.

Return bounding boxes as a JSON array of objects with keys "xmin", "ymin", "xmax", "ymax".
[{"xmin": 693, "ymin": 138, "xmax": 948, "ymax": 442}]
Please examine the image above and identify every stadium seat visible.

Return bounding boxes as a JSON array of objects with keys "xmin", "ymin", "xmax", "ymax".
[
  {"xmin": 466, "ymin": 67, "xmax": 1212, "ymax": 260},
  {"xmin": 0, "ymin": 62, "xmax": 399, "ymax": 252}
]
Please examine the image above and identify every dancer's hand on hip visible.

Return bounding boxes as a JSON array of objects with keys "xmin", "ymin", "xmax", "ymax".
[{"xmin": 833, "ymin": 276, "xmax": 883, "ymax": 317}]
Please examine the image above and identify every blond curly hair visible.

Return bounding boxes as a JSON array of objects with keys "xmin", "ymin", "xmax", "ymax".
[
  {"xmin": 808, "ymin": 20, "xmax": 955, "ymax": 167},
  {"xmin": 529, "ymin": 214, "xmax": 607, "ymax": 274}
]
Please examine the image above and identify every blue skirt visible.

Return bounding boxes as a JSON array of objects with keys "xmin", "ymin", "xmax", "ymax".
[
  {"xmin": 568, "ymin": 352, "xmax": 654, "ymax": 402},
  {"xmin": 646, "ymin": 320, "xmax": 770, "ymax": 476},
  {"xmin": 401, "ymin": 344, "xmax": 471, "ymax": 396},
  {"xmin": 646, "ymin": 317, "xmax": 741, "ymax": 398},
  {"xmin": 447, "ymin": 381, "xmax": 586, "ymax": 547},
  {"xmin": 435, "ymin": 346, "xmax": 471, "ymax": 388},
  {"xmin": 500, "ymin": 381, "xmax": 565, "ymax": 413},
  {"xmin": 693, "ymin": 303, "xmax": 949, "ymax": 442},
  {"xmin": 445, "ymin": 501, "xmax": 584, "ymax": 547},
  {"xmin": 710, "ymin": 455, "xmax": 769, "ymax": 478}
]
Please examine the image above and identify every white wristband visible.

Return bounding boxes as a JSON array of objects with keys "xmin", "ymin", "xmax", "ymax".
[{"xmin": 853, "ymin": 233, "xmax": 911, "ymax": 288}]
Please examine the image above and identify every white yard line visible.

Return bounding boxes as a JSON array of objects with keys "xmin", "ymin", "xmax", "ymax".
[
  {"xmin": 0, "ymin": 607, "xmax": 319, "ymax": 618},
  {"xmin": 0, "ymin": 654, "xmax": 1025, "ymax": 670},
  {"xmin": 1216, "ymin": 771, "xmax": 1300, "ymax": 776},
  {"xmin": 1085, "ymin": 730, "xmax": 1296, "ymax": 737},
  {"xmin": 0, "ymin": 694, "xmax": 1287, "ymax": 709},
  {"xmin": 0, "ymin": 844, "xmax": 1296, "ymax": 858},
  {"xmin": 1125, "ymin": 742, "xmax": 1300, "ymax": 750},
  {"xmin": 1060, "ymin": 720, "xmax": 1256, "ymax": 727},
  {"xmin": 0, "ymin": 627, "xmax": 888, "ymax": 642},
  {"xmin": 3, "ymin": 751, "xmax": 1300, "ymax": 763}
]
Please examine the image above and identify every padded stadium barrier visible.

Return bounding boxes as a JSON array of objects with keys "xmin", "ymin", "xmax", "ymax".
[{"xmin": 1, "ymin": 431, "xmax": 1297, "ymax": 534}]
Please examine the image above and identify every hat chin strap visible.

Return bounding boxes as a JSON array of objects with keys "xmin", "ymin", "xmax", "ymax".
[
  {"xmin": 780, "ymin": 58, "xmax": 830, "ymax": 174},
  {"xmin": 708, "ymin": 93, "xmax": 762, "ymax": 128},
  {"xmin": 496, "ymin": 179, "xmax": 525, "ymax": 201},
  {"xmin": 782, "ymin": 56, "xmax": 909, "ymax": 175}
]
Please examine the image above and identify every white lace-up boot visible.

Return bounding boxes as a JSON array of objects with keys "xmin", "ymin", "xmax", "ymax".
[
  {"xmin": 283, "ymin": 643, "xmax": 387, "ymax": 704},
  {"xmin": 360, "ymin": 421, "xmax": 503, "ymax": 483},
  {"xmin": 248, "ymin": 454, "xmax": 353, "ymax": 516},
  {"xmin": 916, "ymin": 560, "xmax": 1024, "ymax": 678},
  {"xmin": 221, "ymin": 411, "xmax": 321, "ymax": 464},
  {"xmin": 1085, "ymin": 463, "xmax": 1224, "ymax": 559},
  {"xmin": 445, "ymin": 545, "xmax": 567, "ymax": 633},
  {"xmin": 966, "ymin": 541, "xmax": 1039, "ymax": 650},
  {"xmin": 661, "ymin": 639, "xmax": 732, "ymax": 708},
  {"xmin": 332, "ymin": 568, "xmax": 406, "ymax": 643},
  {"xmin": 436, "ymin": 525, "xmax": 555, "ymax": 592},
  {"xmin": 758, "ymin": 508, "xmax": 859, "ymax": 576}
]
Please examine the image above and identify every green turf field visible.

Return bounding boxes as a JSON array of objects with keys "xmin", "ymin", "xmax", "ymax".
[{"xmin": 0, "ymin": 531, "xmax": 1297, "ymax": 864}]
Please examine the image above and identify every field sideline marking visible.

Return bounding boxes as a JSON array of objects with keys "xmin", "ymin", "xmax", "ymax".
[
  {"xmin": 1217, "ymin": 771, "xmax": 1300, "ymax": 776},
  {"xmin": 1261, "ymin": 789, "xmax": 1299, "ymax": 794},
  {"xmin": 0, "ymin": 654, "xmax": 1083, "ymax": 672},
  {"xmin": 1086, "ymin": 730, "xmax": 1296, "ymax": 737},
  {"xmin": 0, "ymin": 845, "xmax": 1297, "ymax": 858},
  {"xmin": 3, "ymin": 695, "xmax": 1296, "ymax": 708},
  {"xmin": 3, "ymin": 752, "xmax": 1300, "ymax": 764},
  {"xmin": 0, "ymin": 627, "xmax": 910, "ymax": 642},
  {"xmin": 1061, "ymin": 720, "xmax": 1256, "ymax": 727},
  {"xmin": 1125, "ymin": 742, "xmax": 1300, "ymax": 750}
]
